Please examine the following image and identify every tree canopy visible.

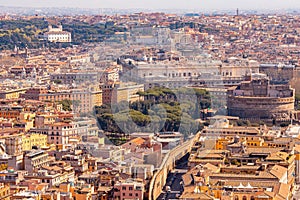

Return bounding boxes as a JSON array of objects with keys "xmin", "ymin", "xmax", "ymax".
[
  {"xmin": 0, "ymin": 19, "xmax": 127, "ymax": 50},
  {"xmin": 94, "ymin": 87, "xmax": 219, "ymax": 143}
]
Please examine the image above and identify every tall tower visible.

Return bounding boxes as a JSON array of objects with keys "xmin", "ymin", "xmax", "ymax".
[
  {"xmin": 21, "ymin": 67, "xmax": 26, "ymax": 78},
  {"xmin": 48, "ymin": 24, "xmax": 52, "ymax": 31},
  {"xmin": 236, "ymin": 8, "xmax": 239, "ymax": 16},
  {"xmin": 31, "ymin": 67, "xmax": 37, "ymax": 82}
]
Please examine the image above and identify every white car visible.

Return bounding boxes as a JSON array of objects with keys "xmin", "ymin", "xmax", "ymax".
[{"xmin": 166, "ymin": 186, "xmax": 171, "ymax": 192}]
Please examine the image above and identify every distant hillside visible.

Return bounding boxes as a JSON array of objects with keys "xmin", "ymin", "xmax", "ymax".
[{"xmin": 0, "ymin": 19, "xmax": 126, "ymax": 50}]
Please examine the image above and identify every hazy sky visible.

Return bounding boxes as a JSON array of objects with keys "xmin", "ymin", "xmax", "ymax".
[{"xmin": 0, "ymin": 0, "xmax": 300, "ymax": 10}]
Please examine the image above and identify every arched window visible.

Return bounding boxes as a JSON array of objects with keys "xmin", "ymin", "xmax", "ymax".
[
  {"xmin": 234, "ymin": 196, "xmax": 239, "ymax": 200},
  {"xmin": 243, "ymin": 196, "xmax": 247, "ymax": 200},
  {"xmin": 251, "ymin": 196, "xmax": 255, "ymax": 200}
]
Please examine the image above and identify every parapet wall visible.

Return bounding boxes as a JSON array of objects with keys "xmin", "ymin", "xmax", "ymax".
[
  {"xmin": 148, "ymin": 134, "xmax": 197, "ymax": 200},
  {"xmin": 228, "ymin": 96, "xmax": 295, "ymax": 119}
]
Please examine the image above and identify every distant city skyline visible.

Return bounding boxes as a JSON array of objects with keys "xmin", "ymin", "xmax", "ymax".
[{"xmin": 0, "ymin": 0, "xmax": 300, "ymax": 11}]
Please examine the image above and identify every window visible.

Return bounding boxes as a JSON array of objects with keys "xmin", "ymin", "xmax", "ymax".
[
  {"xmin": 250, "ymin": 197, "xmax": 255, "ymax": 200},
  {"xmin": 122, "ymin": 186, "xmax": 126, "ymax": 190},
  {"xmin": 129, "ymin": 186, "xmax": 133, "ymax": 190},
  {"xmin": 129, "ymin": 193, "xmax": 132, "ymax": 196},
  {"xmin": 242, "ymin": 196, "xmax": 247, "ymax": 200},
  {"xmin": 234, "ymin": 196, "xmax": 239, "ymax": 200}
]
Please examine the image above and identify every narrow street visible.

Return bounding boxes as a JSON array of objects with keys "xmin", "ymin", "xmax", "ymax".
[{"xmin": 157, "ymin": 153, "xmax": 189, "ymax": 200}]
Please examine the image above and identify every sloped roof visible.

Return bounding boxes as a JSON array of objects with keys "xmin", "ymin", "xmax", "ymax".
[
  {"xmin": 270, "ymin": 165, "xmax": 287, "ymax": 180},
  {"xmin": 275, "ymin": 183, "xmax": 290, "ymax": 200},
  {"xmin": 122, "ymin": 137, "xmax": 146, "ymax": 147}
]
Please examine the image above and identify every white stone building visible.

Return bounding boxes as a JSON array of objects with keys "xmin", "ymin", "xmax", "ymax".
[{"xmin": 44, "ymin": 24, "xmax": 71, "ymax": 43}]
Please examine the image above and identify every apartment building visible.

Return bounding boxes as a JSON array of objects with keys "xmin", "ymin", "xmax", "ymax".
[
  {"xmin": 0, "ymin": 105, "xmax": 23, "ymax": 119},
  {"xmin": 113, "ymin": 180, "xmax": 144, "ymax": 200},
  {"xmin": 73, "ymin": 183, "xmax": 94, "ymax": 200},
  {"xmin": 47, "ymin": 122, "xmax": 78, "ymax": 146},
  {"xmin": 24, "ymin": 163, "xmax": 75, "ymax": 186},
  {"xmin": 99, "ymin": 68, "xmax": 120, "ymax": 83},
  {"xmin": 0, "ymin": 170, "xmax": 25, "ymax": 185},
  {"xmin": 1, "ymin": 132, "xmax": 23, "ymax": 156},
  {"xmin": 101, "ymin": 82, "xmax": 144, "ymax": 104},
  {"xmin": 50, "ymin": 72, "xmax": 98, "ymax": 84},
  {"xmin": 22, "ymin": 86, "xmax": 102, "ymax": 113},
  {"xmin": 61, "ymin": 154, "xmax": 88, "ymax": 175},
  {"xmin": 24, "ymin": 150, "xmax": 53, "ymax": 173},
  {"xmin": 91, "ymin": 146, "xmax": 125, "ymax": 162},
  {"xmin": 22, "ymin": 133, "xmax": 48, "ymax": 151},
  {"xmin": 11, "ymin": 191, "xmax": 41, "ymax": 200},
  {"xmin": 0, "ymin": 88, "xmax": 27, "ymax": 99}
]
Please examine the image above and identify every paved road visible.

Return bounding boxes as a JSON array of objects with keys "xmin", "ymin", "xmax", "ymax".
[
  {"xmin": 293, "ymin": 186, "xmax": 300, "ymax": 200},
  {"xmin": 157, "ymin": 172, "xmax": 184, "ymax": 200},
  {"xmin": 157, "ymin": 153, "xmax": 189, "ymax": 200}
]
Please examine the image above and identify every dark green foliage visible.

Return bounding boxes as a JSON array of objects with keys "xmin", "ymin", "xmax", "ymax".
[
  {"xmin": 0, "ymin": 19, "xmax": 48, "ymax": 50},
  {"xmin": 95, "ymin": 87, "xmax": 216, "ymax": 139},
  {"xmin": 53, "ymin": 79, "xmax": 62, "ymax": 84},
  {"xmin": 59, "ymin": 99, "xmax": 72, "ymax": 111},
  {"xmin": 235, "ymin": 119, "xmax": 251, "ymax": 127},
  {"xmin": 0, "ymin": 19, "xmax": 127, "ymax": 50},
  {"xmin": 280, "ymin": 122, "xmax": 290, "ymax": 127},
  {"xmin": 169, "ymin": 22, "xmax": 198, "ymax": 30},
  {"xmin": 62, "ymin": 21, "xmax": 126, "ymax": 44},
  {"xmin": 231, "ymin": 159, "xmax": 240, "ymax": 165}
]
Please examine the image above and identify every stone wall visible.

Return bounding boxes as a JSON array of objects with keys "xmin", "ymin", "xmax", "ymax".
[{"xmin": 228, "ymin": 96, "xmax": 295, "ymax": 119}]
